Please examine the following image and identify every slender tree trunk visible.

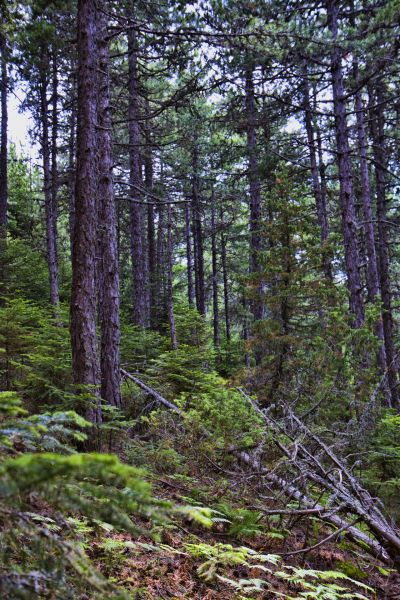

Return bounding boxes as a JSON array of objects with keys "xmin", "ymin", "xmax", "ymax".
[
  {"xmin": 211, "ymin": 189, "xmax": 220, "ymax": 347},
  {"xmin": 68, "ymin": 95, "xmax": 76, "ymax": 256},
  {"xmin": 220, "ymin": 206, "xmax": 231, "ymax": 342},
  {"xmin": 302, "ymin": 66, "xmax": 332, "ymax": 281},
  {"xmin": 185, "ymin": 201, "xmax": 194, "ymax": 306},
  {"xmin": 327, "ymin": 0, "xmax": 364, "ymax": 327},
  {"xmin": 166, "ymin": 204, "xmax": 177, "ymax": 350},
  {"xmin": 245, "ymin": 62, "xmax": 263, "ymax": 324},
  {"xmin": 51, "ymin": 52, "xmax": 58, "ymax": 255},
  {"xmin": 97, "ymin": 6, "xmax": 121, "ymax": 408},
  {"xmin": 0, "ymin": 32, "xmax": 8, "ymax": 295},
  {"xmin": 144, "ymin": 123, "xmax": 156, "ymax": 328},
  {"xmin": 70, "ymin": 0, "xmax": 101, "ymax": 425},
  {"xmin": 39, "ymin": 63, "xmax": 59, "ymax": 307},
  {"xmin": 0, "ymin": 34, "xmax": 7, "ymax": 241},
  {"xmin": 155, "ymin": 202, "xmax": 166, "ymax": 326},
  {"xmin": 191, "ymin": 145, "xmax": 205, "ymax": 315},
  {"xmin": 369, "ymin": 83, "xmax": 398, "ymax": 408},
  {"xmin": 128, "ymin": 24, "xmax": 146, "ymax": 327}
]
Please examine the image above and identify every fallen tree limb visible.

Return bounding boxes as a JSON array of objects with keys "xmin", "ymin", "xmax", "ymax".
[{"xmin": 121, "ymin": 368, "xmax": 396, "ymax": 567}]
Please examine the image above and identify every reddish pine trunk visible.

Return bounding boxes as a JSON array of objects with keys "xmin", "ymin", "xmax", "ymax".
[
  {"xmin": 144, "ymin": 134, "xmax": 156, "ymax": 327},
  {"xmin": 97, "ymin": 7, "xmax": 121, "ymax": 408},
  {"xmin": 70, "ymin": 0, "xmax": 101, "ymax": 425},
  {"xmin": 369, "ymin": 84, "xmax": 399, "ymax": 408},
  {"xmin": 327, "ymin": 0, "xmax": 364, "ymax": 327},
  {"xmin": 128, "ymin": 26, "xmax": 146, "ymax": 327}
]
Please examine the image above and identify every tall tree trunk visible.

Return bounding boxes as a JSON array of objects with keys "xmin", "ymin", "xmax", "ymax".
[
  {"xmin": 144, "ymin": 122, "xmax": 156, "ymax": 328},
  {"xmin": 185, "ymin": 201, "xmax": 194, "ymax": 306},
  {"xmin": 220, "ymin": 206, "xmax": 231, "ymax": 342},
  {"xmin": 166, "ymin": 204, "xmax": 177, "ymax": 350},
  {"xmin": 68, "ymin": 94, "xmax": 76, "ymax": 256},
  {"xmin": 353, "ymin": 64, "xmax": 391, "ymax": 404},
  {"xmin": 302, "ymin": 66, "xmax": 332, "ymax": 281},
  {"xmin": 51, "ymin": 51, "xmax": 58, "ymax": 257},
  {"xmin": 127, "ymin": 24, "xmax": 146, "ymax": 327},
  {"xmin": 97, "ymin": 6, "xmax": 121, "ymax": 408},
  {"xmin": 0, "ymin": 32, "xmax": 8, "ymax": 293},
  {"xmin": 211, "ymin": 189, "xmax": 220, "ymax": 347},
  {"xmin": 191, "ymin": 145, "xmax": 205, "ymax": 315},
  {"xmin": 70, "ymin": 0, "xmax": 101, "ymax": 425},
  {"xmin": 327, "ymin": 0, "xmax": 364, "ymax": 327},
  {"xmin": 39, "ymin": 61, "xmax": 59, "ymax": 308},
  {"xmin": 155, "ymin": 202, "xmax": 166, "ymax": 326},
  {"xmin": 369, "ymin": 83, "xmax": 399, "ymax": 408},
  {"xmin": 245, "ymin": 62, "xmax": 263, "ymax": 324}
]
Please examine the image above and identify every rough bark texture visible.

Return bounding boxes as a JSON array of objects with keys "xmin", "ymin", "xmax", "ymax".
[
  {"xmin": 369, "ymin": 83, "xmax": 399, "ymax": 408},
  {"xmin": 191, "ymin": 145, "xmax": 205, "ymax": 315},
  {"xmin": 68, "ymin": 95, "xmax": 76, "ymax": 256},
  {"xmin": 128, "ymin": 24, "xmax": 146, "ymax": 327},
  {"xmin": 166, "ymin": 204, "xmax": 177, "ymax": 350},
  {"xmin": 144, "ymin": 131, "xmax": 156, "ymax": 327},
  {"xmin": 302, "ymin": 67, "xmax": 332, "ymax": 281},
  {"xmin": 327, "ymin": 0, "xmax": 364, "ymax": 328},
  {"xmin": 211, "ymin": 189, "xmax": 220, "ymax": 347},
  {"xmin": 70, "ymin": 0, "xmax": 101, "ymax": 425},
  {"xmin": 245, "ymin": 63, "xmax": 263, "ymax": 323},
  {"xmin": 39, "ymin": 58, "xmax": 59, "ymax": 307},
  {"xmin": 220, "ymin": 207, "xmax": 231, "ymax": 342},
  {"xmin": 185, "ymin": 201, "xmax": 194, "ymax": 306},
  {"xmin": 97, "ymin": 6, "xmax": 121, "ymax": 408},
  {"xmin": 0, "ymin": 33, "xmax": 7, "ymax": 242}
]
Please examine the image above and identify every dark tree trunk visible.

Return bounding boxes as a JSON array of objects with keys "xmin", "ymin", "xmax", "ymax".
[
  {"xmin": 353, "ymin": 64, "xmax": 390, "ymax": 403},
  {"xmin": 245, "ymin": 62, "xmax": 263, "ymax": 324},
  {"xmin": 327, "ymin": 0, "xmax": 364, "ymax": 327},
  {"xmin": 155, "ymin": 202, "xmax": 166, "ymax": 326},
  {"xmin": 220, "ymin": 206, "xmax": 231, "ymax": 342},
  {"xmin": 0, "ymin": 33, "xmax": 7, "ymax": 243},
  {"xmin": 211, "ymin": 189, "xmax": 220, "ymax": 347},
  {"xmin": 191, "ymin": 145, "xmax": 205, "ymax": 315},
  {"xmin": 166, "ymin": 204, "xmax": 177, "ymax": 350},
  {"xmin": 68, "ymin": 94, "xmax": 76, "ymax": 256},
  {"xmin": 97, "ymin": 6, "xmax": 121, "ymax": 408},
  {"xmin": 144, "ymin": 126, "xmax": 156, "ymax": 328},
  {"xmin": 128, "ymin": 25, "xmax": 146, "ymax": 327},
  {"xmin": 39, "ymin": 61, "xmax": 59, "ymax": 308},
  {"xmin": 185, "ymin": 201, "xmax": 194, "ymax": 306},
  {"xmin": 51, "ymin": 52, "xmax": 58, "ymax": 256},
  {"xmin": 369, "ymin": 83, "xmax": 398, "ymax": 408},
  {"xmin": 302, "ymin": 66, "xmax": 332, "ymax": 281},
  {"xmin": 70, "ymin": 0, "xmax": 101, "ymax": 425}
]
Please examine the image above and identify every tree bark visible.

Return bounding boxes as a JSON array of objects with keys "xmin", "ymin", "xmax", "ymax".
[
  {"xmin": 39, "ymin": 57, "xmax": 59, "ymax": 307},
  {"xmin": 302, "ymin": 66, "xmax": 332, "ymax": 281},
  {"xmin": 166, "ymin": 204, "xmax": 177, "ymax": 350},
  {"xmin": 68, "ymin": 91, "xmax": 76, "ymax": 256},
  {"xmin": 144, "ymin": 121, "xmax": 156, "ymax": 328},
  {"xmin": 211, "ymin": 189, "xmax": 220, "ymax": 347},
  {"xmin": 191, "ymin": 145, "xmax": 205, "ymax": 315},
  {"xmin": 70, "ymin": 0, "xmax": 101, "ymax": 425},
  {"xmin": 0, "ymin": 33, "xmax": 7, "ymax": 244},
  {"xmin": 128, "ymin": 24, "xmax": 146, "ymax": 327},
  {"xmin": 245, "ymin": 62, "xmax": 263, "ymax": 324},
  {"xmin": 97, "ymin": 6, "xmax": 121, "ymax": 408},
  {"xmin": 369, "ymin": 83, "xmax": 399, "ymax": 408},
  {"xmin": 327, "ymin": 0, "xmax": 364, "ymax": 328},
  {"xmin": 220, "ymin": 206, "xmax": 231, "ymax": 342},
  {"xmin": 185, "ymin": 201, "xmax": 194, "ymax": 306}
]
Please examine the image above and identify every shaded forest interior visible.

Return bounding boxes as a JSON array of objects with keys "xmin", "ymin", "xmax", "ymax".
[{"xmin": 1, "ymin": 0, "xmax": 400, "ymax": 598}]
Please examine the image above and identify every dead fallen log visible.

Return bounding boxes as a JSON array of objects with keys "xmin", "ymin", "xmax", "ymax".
[{"xmin": 121, "ymin": 368, "xmax": 396, "ymax": 567}]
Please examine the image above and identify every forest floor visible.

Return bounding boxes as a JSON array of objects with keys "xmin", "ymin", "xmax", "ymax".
[{"xmin": 88, "ymin": 465, "xmax": 400, "ymax": 599}]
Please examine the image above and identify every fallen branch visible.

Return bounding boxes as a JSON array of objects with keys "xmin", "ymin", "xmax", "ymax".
[{"xmin": 121, "ymin": 368, "xmax": 395, "ymax": 567}]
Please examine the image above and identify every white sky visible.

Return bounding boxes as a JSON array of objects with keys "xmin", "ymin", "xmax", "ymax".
[{"xmin": 8, "ymin": 89, "xmax": 36, "ymax": 156}]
